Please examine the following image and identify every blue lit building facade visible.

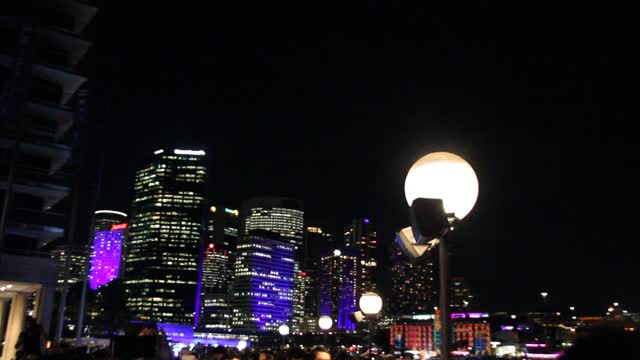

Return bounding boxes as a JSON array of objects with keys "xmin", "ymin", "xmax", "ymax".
[
  {"xmin": 232, "ymin": 232, "xmax": 296, "ymax": 333},
  {"xmin": 319, "ymin": 249, "xmax": 358, "ymax": 331},
  {"xmin": 124, "ymin": 149, "xmax": 207, "ymax": 325},
  {"xmin": 240, "ymin": 197, "xmax": 305, "ymax": 332}
]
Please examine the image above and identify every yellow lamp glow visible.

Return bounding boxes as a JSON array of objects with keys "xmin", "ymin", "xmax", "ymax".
[{"xmin": 404, "ymin": 152, "xmax": 478, "ymax": 219}]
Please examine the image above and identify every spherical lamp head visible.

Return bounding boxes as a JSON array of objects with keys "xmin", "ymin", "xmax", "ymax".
[
  {"xmin": 404, "ymin": 152, "xmax": 478, "ymax": 219},
  {"xmin": 318, "ymin": 316, "xmax": 333, "ymax": 330},
  {"xmin": 278, "ymin": 324, "xmax": 290, "ymax": 336},
  {"xmin": 359, "ymin": 292, "xmax": 383, "ymax": 315}
]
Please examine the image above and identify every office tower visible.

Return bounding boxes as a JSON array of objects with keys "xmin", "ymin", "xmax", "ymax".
[
  {"xmin": 241, "ymin": 197, "xmax": 304, "ymax": 332},
  {"xmin": 301, "ymin": 226, "xmax": 332, "ymax": 333},
  {"xmin": 389, "ymin": 242, "xmax": 436, "ymax": 316},
  {"xmin": 89, "ymin": 210, "xmax": 127, "ymax": 290},
  {"xmin": 243, "ymin": 197, "xmax": 304, "ymax": 252},
  {"xmin": 197, "ymin": 205, "xmax": 239, "ymax": 331},
  {"xmin": 231, "ymin": 231, "xmax": 296, "ymax": 333},
  {"xmin": 319, "ymin": 248, "xmax": 358, "ymax": 331},
  {"xmin": 51, "ymin": 244, "xmax": 89, "ymax": 290},
  {"xmin": 124, "ymin": 148, "xmax": 207, "ymax": 325},
  {"xmin": 450, "ymin": 277, "xmax": 475, "ymax": 311},
  {"xmin": 344, "ymin": 218, "xmax": 378, "ymax": 299}
]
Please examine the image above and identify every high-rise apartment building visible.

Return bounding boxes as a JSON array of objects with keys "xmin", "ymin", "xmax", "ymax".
[
  {"xmin": 389, "ymin": 242, "xmax": 435, "ymax": 316},
  {"xmin": 89, "ymin": 210, "xmax": 127, "ymax": 290},
  {"xmin": 124, "ymin": 149, "xmax": 207, "ymax": 325},
  {"xmin": 319, "ymin": 248, "xmax": 358, "ymax": 331},
  {"xmin": 344, "ymin": 218, "xmax": 377, "ymax": 299},
  {"xmin": 231, "ymin": 231, "xmax": 296, "ymax": 333},
  {"xmin": 241, "ymin": 197, "xmax": 304, "ymax": 332},
  {"xmin": 197, "ymin": 205, "xmax": 239, "ymax": 331}
]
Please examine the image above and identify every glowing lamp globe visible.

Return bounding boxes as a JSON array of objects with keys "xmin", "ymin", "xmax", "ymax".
[
  {"xmin": 278, "ymin": 324, "xmax": 290, "ymax": 336},
  {"xmin": 318, "ymin": 316, "xmax": 333, "ymax": 330},
  {"xmin": 404, "ymin": 152, "xmax": 478, "ymax": 220},
  {"xmin": 359, "ymin": 292, "xmax": 383, "ymax": 315}
]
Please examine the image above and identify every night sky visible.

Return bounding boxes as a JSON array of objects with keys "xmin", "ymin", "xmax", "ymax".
[{"xmin": 85, "ymin": 1, "xmax": 637, "ymax": 313}]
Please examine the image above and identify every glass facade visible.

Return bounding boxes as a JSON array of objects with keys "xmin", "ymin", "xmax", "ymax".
[
  {"xmin": 124, "ymin": 149, "xmax": 207, "ymax": 325},
  {"xmin": 232, "ymin": 234, "xmax": 295, "ymax": 332},
  {"xmin": 319, "ymin": 249, "xmax": 358, "ymax": 330}
]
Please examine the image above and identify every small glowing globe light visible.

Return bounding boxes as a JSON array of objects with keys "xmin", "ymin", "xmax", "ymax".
[
  {"xmin": 333, "ymin": 249, "xmax": 341, "ymax": 256},
  {"xmin": 404, "ymin": 152, "xmax": 479, "ymax": 220},
  {"xmin": 278, "ymin": 324, "xmax": 290, "ymax": 336},
  {"xmin": 318, "ymin": 316, "xmax": 333, "ymax": 330},
  {"xmin": 237, "ymin": 340, "xmax": 248, "ymax": 351},
  {"xmin": 359, "ymin": 292, "xmax": 383, "ymax": 315}
]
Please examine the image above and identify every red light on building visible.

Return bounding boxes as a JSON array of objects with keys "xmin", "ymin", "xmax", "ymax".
[
  {"xmin": 111, "ymin": 223, "xmax": 128, "ymax": 230},
  {"xmin": 300, "ymin": 271, "xmax": 307, "ymax": 276},
  {"xmin": 209, "ymin": 243, "xmax": 214, "ymax": 249}
]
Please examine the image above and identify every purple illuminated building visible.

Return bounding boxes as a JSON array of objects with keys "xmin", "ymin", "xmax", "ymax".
[
  {"xmin": 89, "ymin": 210, "xmax": 128, "ymax": 289},
  {"xmin": 89, "ymin": 226, "xmax": 125, "ymax": 289},
  {"xmin": 319, "ymin": 248, "xmax": 358, "ymax": 330}
]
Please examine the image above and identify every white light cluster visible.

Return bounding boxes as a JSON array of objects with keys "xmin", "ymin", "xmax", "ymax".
[{"xmin": 174, "ymin": 149, "xmax": 206, "ymax": 156}]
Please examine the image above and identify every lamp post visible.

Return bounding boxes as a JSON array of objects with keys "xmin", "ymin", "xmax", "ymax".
[
  {"xmin": 359, "ymin": 292, "xmax": 383, "ymax": 355},
  {"xmin": 400, "ymin": 152, "xmax": 479, "ymax": 360},
  {"xmin": 278, "ymin": 324, "xmax": 289, "ymax": 347},
  {"xmin": 318, "ymin": 316, "xmax": 333, "ymax": 348}
]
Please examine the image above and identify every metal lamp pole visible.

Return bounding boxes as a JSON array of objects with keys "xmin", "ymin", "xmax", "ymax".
[{"xmin": 439, "ymin": 234, "xmax": 450, "ymax": 360}]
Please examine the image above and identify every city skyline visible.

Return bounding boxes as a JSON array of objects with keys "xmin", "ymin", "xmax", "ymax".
[{"xmin": 40, "ymin": 0, "xmax": 637, "ymax": 314}]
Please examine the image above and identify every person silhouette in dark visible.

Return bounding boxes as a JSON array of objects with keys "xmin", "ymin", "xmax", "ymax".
[{"xmin": 15, "ymin": 317, "xmax": 44, "ymax": 359}]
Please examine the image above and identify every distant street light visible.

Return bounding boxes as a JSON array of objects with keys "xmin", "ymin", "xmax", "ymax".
[
  {"xmin": 396, "ymin": 152, "xmax": 479, "ymax": 360},
  {"xmin": 569, "ymin": 306, "xmax": 575, "ymax": 311},
  {"xmin": 318, "ymin": 316, "xmax": 333, "ymax": 347},
  {"xmin": 278, "ymin": 324, "xmax": 289, "ymax": 346},
  {"xmin": 359, "ymin": 292, "xmax": 382, "ymax": 354}
]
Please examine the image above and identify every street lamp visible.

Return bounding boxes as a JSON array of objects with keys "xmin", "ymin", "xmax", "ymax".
[
  {"xmin": 278, "ymin": 324, "xmax": 289, "ymax": 346},
  {"xmin": 318, "ymin": 316, "xmax": 333, "ymax": 347},
  {"xmin": 359, "ymin": 292, "xmax": 383, "ymax": 355},
  {"xmin": 396, "ymin": 152, "xmax": 479, "ymax": 360}
]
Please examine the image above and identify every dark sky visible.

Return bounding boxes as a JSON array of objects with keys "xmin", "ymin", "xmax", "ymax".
[{"xmin": 86, "ymin": 1, "xmax": 637, "ymax": 313}]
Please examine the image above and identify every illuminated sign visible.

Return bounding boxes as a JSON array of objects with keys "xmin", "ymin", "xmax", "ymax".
[
  {"xmin": 174, "ymin": 149, "xmax": 206, "ymax": 156},
  {"xmin": 111, "ymin": 223, "xmax": 128, "ymax": 230}
]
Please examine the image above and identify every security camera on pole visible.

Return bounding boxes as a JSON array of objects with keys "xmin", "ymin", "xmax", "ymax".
[{"xmin": 394, "ymin": 152, "xmax": 479, "ymax": 360}]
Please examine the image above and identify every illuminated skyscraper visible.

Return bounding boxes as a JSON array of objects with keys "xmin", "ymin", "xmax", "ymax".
[
  {"xmin": 450, "ymin": 277, "xmax": 475, "ymax": 311},
  {"xmin": 241, "ymin": 197, "xmax": 305, "ymax": 332},
  {"xmin": 319, "ymin": 248, "xmax": 358, "ymax": 331},
  {"xmin": 389, "ymin": 242, "xmax": 435, "ymax": 316},
  {"xmin": 344, "ymin": 218, "xmax": 377, "ymax": 299},
  {"xmin": 301, "ymin": 226, "xmax": 333, "ymax": 333},
  {"xmin": 124, "ymin": 149, "xmax": 207, "ymax": 325},
  {"xmin": 89, "ymin": 210, "xmax": 127, "ymax": 290},
  {"xmin": 231, "ymin": 231, "xmax": 295, "ymax": 333},
  {"xmin": 197, "ymin": 205, "xmax": 239, "ymax": 331},
  {"xmin": 51, "ymin": 245, "xmax": 89, "ymax": 290}
]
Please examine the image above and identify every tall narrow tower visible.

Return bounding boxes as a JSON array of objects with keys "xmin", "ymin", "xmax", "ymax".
[{"xmin": 124, "ymin": 148, "xmax": 207, "ymax": 325}]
